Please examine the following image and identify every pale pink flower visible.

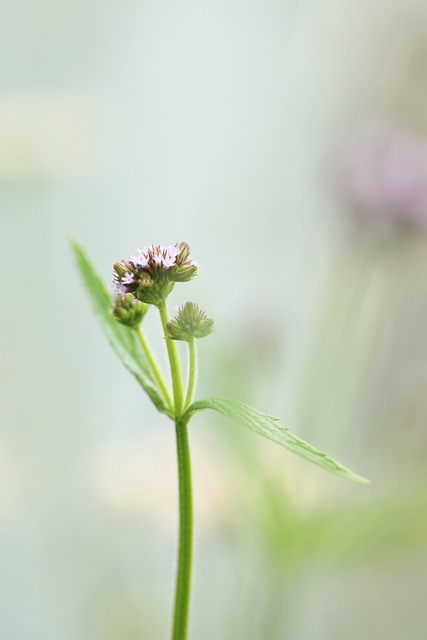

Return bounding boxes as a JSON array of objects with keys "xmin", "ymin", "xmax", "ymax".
[
  {"xmin": 166, "ymin": 245, "xmax": 180, "ymax": 258},
  {"xmin": 131, "ymin": 254, "xmax": 147, "ymax": 269},
  {"xmin": 339, "ymin": 122, "xmax": 427, "ymax": 230},
  {"xmin": 109, "ymin": 281, "xmax": 127, "ymax": 298}
]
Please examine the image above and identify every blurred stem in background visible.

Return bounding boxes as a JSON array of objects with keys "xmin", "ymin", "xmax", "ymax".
[
  {"xmin": 208, "ymin": 221, "xmax": 427, "ymax": 636},
  {"xmin": 294, "ymin": 230, "xmax": 402, "ymax": 450}
]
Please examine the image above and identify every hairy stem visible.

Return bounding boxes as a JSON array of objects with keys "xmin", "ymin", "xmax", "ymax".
[
  {"xmin": 158, "ymin": 300, "xmax": 184, "ymax": 416},
  {"xmin": 171, "ymin": 418, "xmax": 193, "ymax": 640},
  {"xmin": 184, "ymin": 338, "xmax": 198, "ymax": 410},
  {"xmin": 135, "ymin": 328, "xmax": 172, "ymax": 410}
]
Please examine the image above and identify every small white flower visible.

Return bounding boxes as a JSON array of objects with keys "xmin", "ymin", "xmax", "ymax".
[{"xmin": 122, "ymin": 272, "xmax": 134, "ymax": 285}]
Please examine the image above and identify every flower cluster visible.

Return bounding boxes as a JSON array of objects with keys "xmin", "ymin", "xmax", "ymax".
[
  {"xmin": 112, "ymin": 243, "xmax": 198, "ymax": 306},
  {"xmin": 165, "ymin": 302, "xmax": 214, "ymax": 341}
]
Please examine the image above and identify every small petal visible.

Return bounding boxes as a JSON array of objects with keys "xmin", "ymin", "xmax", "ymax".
[
  {"xmin": 135, "ymin": 252, "xmax": 149, "ymax": 268},
  {"xmin": 162, "ymin": 254, "xmax": 177, "ymax": 268},
  {"xmin": 166, "ymin": 244, "xmax": 180, "ymax": 258}
]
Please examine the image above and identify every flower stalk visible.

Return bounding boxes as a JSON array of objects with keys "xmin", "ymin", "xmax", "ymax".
[
  {"xmin": 158, "ymin": 302, "xmax": 195, "ymax": 640},
  {"xmin": 134, "ymin": 327, "xmax": 173, "ymax": 412},
  {"xmin": 159, "ymin": 300, "xmax": 184, "ymax": 417},
  {"xmin": 184, "ymin": 338, "xmax": 198, "ymax": 411},
  {"xmin": 171, "ymin": 417, "xmax": 193, "ymax": 640}
]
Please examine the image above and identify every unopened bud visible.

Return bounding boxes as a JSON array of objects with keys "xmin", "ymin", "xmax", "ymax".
[
  {"xmin": 112, "ymin": 293, "xmax": 148, "ymax": 328},
  {"xmin": 165, "ymin": 302, "xmax": 214, "ymax": 341}
]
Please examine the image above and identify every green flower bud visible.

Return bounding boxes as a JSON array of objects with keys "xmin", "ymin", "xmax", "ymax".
[
  {"xmin": 165, "ymin": 302, "xmax": 214, "ymax": 341},
  {"xmin": 171, "ymin": 262, "xmax": 198, "ymax": 283},
  {"xmin": 175, "ymin": 241, "xmax": 190, "ymax": 264},
  {"xmin": 112, "ymin": 293, "xmax": 148, "ymax": 328}
]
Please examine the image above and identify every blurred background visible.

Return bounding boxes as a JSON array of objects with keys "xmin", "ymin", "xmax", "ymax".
[{"xmin": 1, "ymin": 0, "xmax": 427, "ymax": 638}]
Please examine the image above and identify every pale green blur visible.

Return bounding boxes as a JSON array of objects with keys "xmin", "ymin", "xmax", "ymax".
[{"xmin": 1, "ymin": 1, "xmax": 427, "ymax": 639}]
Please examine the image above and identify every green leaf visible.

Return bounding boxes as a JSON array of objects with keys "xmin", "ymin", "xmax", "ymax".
[
  {"xmin": 70, "ymin": 239, "xmax": 170, "ymax": 416},
  {"xmin": 184, "ymin": 397, "xmax": 369, "ymax": 483}
]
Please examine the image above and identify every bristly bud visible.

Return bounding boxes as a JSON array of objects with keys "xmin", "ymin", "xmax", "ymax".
[
  {"xmin": 165, "ymin": 302, "xmax": 214, "ymax": 341},
  {"xmin": 111, "ymin": 243, "xmax": 198, "ymax": 306},
  {"xmin": 112, "ymin": 293, "xmax": 148, "ymax": 328},
  {"xmin": 170, "ymin": 243, "xmax": 199, "ymax": 283}
]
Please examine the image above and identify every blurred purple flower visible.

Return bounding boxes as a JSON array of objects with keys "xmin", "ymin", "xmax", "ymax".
[{"xmin": 339, "ymin": 123, "xmax": 427, "ymax": 230}]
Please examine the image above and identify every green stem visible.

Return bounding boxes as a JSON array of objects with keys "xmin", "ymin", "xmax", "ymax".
[
  {"xmin": 171, "ymin": 418, "xmax": 193, "ymax": 640},
  {"xmin": 135, "ymin": 328, "xmax": 172, "ymax": 410},
  {"xmin": 184, "ymin": 338, "xmax": 198, "ymax": 410},
  {"xmin": 158, "ymin": 301, "xmax": 193, "ymax": 639},
  {"xmin": 158, "ymin": 300, "xmax": 184, "ymax": 416}
]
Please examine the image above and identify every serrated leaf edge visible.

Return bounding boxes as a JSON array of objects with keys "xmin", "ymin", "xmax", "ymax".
[{"xmin": 184, "ymin": 397, "xmax": 370, "ymax": 484}]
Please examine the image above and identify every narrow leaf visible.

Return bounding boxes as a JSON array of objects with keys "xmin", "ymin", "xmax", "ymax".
[
  {"xmin": 185, "ymin": 397, "xmax": 369, "ymax": 483},
  {"xmin": 70, "ymin": 239, "xmax": 170, "ymax": 415}
]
